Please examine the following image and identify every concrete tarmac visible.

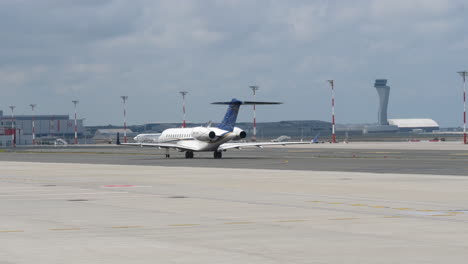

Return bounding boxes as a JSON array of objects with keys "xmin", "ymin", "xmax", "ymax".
[
  {"xmin": 1, "ymin": 142, "xmax": 468, "ymax": 175},
  {"xmin": 1, "ymin": 161, "xmax": 468, "ymax": 263},
  {"xmin": 1, "ymin": 142, "xmax": 468, "ymax": 263}
]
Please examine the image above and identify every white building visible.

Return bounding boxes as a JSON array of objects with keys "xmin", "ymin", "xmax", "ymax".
[{"xmin": 388, "ymin": 119, "xmax": 439, "ymax": 132}]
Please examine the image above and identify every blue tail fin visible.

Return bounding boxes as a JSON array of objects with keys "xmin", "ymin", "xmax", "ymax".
[
  {"xmin": 217, "ymin": 99, "xmax": 242, "ymax": 132},
  {"xmin": 312, "ymin": 133, "xmax": 320, "ymax": 143}
]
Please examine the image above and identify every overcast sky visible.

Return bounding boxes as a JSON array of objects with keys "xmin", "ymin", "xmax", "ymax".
[{"xmin": 1, "ymin": 0, "xmax": 467, "ymax": 126}]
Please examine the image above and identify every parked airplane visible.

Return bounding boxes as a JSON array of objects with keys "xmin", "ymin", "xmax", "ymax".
[
  {"xmin": 311, "ymin": 133, "xmax": 321, "ymax": 143},
  {"xmin": 271, "ymin": 135, "xmax": 291, "ymax": 142},
  {"xmin": 134, "ymin": 133, "xmax": 162, "ymax": 143},
  {"xmin": 120, "ymin": 98, "xmax": 313, "ymax": 159},
  {"xmin": 271, "ymin": 133, "xmax": 320, "ymax": 143}
]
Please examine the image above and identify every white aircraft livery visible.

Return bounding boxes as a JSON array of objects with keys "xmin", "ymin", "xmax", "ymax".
[{"xmin": 121, "ymin": 98, "xmax": 313, "ymax": 159}]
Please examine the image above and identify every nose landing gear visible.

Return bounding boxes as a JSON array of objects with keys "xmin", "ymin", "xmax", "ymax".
[{"xmin": 165, "ymin": 149, "xmax": 170, "ymax": 158}]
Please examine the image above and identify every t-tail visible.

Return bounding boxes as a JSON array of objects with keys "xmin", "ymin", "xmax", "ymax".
[
  {"xmin": 214, "ymin": 99, "xmax": 242, "ymax": 132},
  {"xmin": 212, "ymin": 98, "xmax": 282, "ymax": 132}
]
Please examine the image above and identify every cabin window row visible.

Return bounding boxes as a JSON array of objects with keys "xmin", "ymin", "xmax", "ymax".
[{"xmin": 167, "ymin": 133, "xmax": 191, "ymax": 138}]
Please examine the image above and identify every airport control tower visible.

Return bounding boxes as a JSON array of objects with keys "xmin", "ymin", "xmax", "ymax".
[{"xmin": 375, "ymin": 79, "xmax": 390, "ymax": 125}]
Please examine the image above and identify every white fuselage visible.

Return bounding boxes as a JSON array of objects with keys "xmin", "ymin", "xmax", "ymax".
[{"xmin": 158, "ymin": 127, "xmax": 236, "ymax": 152}]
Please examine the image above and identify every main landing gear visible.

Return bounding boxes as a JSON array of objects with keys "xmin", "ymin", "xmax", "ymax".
[
  {"xmin": 213, "ymin": 151, "xmax": 222, "ymax": 159},
  {"xmin": 185, "ymin": 151, "xmax": 194, "ymax": 159},
  {"xmin": 165, "ymin": 149, "xmax": 170, "ymax": 158}
]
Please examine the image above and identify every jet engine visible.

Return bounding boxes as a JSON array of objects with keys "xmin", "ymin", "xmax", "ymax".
[
  {"xmin": 192, "ymin": 127, "xmax": 216, "ymax": 142},
  {"xmin": 233, "ymin": 127, "xmax": 247, "ymax": 140}
]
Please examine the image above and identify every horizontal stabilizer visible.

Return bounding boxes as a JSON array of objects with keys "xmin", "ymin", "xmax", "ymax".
[
  {"xmin": 212, "ymin": 101, "xmax": 282, "ymax": 105},
  {"xmin": 213, "ymin": 98, "xmax": 282, "ymax": 131}
]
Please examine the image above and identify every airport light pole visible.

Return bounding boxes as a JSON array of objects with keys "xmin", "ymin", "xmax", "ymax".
[
  {"xmin": 9, "ymin": 106, "xmax": 15, "ymax": 147},
  {"xmin": 458, "ymin": 71, "xmax": 468, "ymax": 144},
  {"xmin": 30, "ymin": 104, "xmax": 36, "ymax": 145},
  {"xmin": 180, "ymin": 91, "xmax": 188, "ymax": 128},
  {"xmin": 250, "ymin": 85, "xmax": 259, "ymax": 141},
  {"xmin": 328, "ymin": 80, "xmax": 337, "ymax": 143},
  {"xmin": 121, "ymin": 96, "xmax": 128, "ymax": 143},
  {"xmin": 72, "ymin": 100, "xmax": 79, "ymax": 144}
]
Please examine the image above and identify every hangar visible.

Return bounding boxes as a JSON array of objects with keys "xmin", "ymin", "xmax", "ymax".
[
  {"xmin": 388, "ymin": 119, "xmax": 439, "ymax": 132},
  {"xmin": 0, "ymin": 110, "xmax": 85, "ymax": 146}
]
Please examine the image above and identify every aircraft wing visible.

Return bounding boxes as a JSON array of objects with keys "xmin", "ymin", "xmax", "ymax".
[
  {"xmin": 218, "ymin": 141, "xmax": 312, "ymax": 151},
  {"xmin": 120, "ymin": 142, "xmax": 198, "ymax": 151}
]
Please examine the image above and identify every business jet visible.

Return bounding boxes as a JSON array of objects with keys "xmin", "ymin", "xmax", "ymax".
[
  {"xmin": 120, "ymin": 99, "xmax": 313, "ymax": 159},
  {"xmin": 134, "ymin": 133, "xmax": 162, "ymax": 143}
]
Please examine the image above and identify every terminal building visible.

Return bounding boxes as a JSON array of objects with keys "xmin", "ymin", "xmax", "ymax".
[{"xmin": 0, "ymin": 110, "xmax": 85, "ymax": 146}]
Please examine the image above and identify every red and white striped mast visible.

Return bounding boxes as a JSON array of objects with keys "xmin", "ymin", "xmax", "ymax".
[
  {"xmin": 328, "ymin": 80, "xmax": 337, "ymax": 143},
  {"xmin": 458, "ymin": 71, "xmax": 468, "ymax": 144},
  {"xmin": 180, "ymin": 91, "xmax": 188, "ymax": 128},
  {"xmin": 30, "ymin": 104, "xmax": 36, "ymax": 145},
  {"xmin": 121, "ymin": 96, "xmax": 128, "ymax": 143},
  {"xmin": 250, "ymin": 85, "xmax": 259, "ymax": 141},
  {"xmin": 9, "ymin": 106, "xmax": 15, "ymax": 148},
  {"xmin": 72, "ymin": 100, "xmax": 79, "ymax": 144}
]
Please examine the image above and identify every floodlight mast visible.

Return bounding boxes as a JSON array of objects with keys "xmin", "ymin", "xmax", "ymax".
[
  {"xmin": 121, "ymin": 96, "xmax": 128, "ymax": 143},
  {"xmin": 328, "ymin": 80, "xmax": 337, "ymax": 143},
  {"xmin": 30, "ymin": 104, "xmax": 36, "ymax": 145},
  {"xmin": 72, "ymin": 100, "xmax": 79, "ymax": 144},
  {"xmin": 458, "ymin": 71, "xmax": 468, "ymax": 144},
  {"xmin": 9, "ymin": 106, "xmax": 15, "ymax": 147},
  {"xmin": 250, "ymin": 85, "xmax": 260, "ymax": 141},
  {"xmin": 180, "ymin": 91, "xmax": 188, "ymax": 128}
]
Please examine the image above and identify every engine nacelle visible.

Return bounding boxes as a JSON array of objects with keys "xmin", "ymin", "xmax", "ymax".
[
  {"xmin": 192, "ymin": 127, "xmax": 216, "ymax": 142},
  {"xmin": 233, "ymin": 127, "xmax": 247, "ymax": 140}
]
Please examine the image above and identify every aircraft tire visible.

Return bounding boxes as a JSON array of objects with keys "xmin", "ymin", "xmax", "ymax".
[
  {"xmin": 213, "ymin": 151, "xmax": 222, "ymax": 159},
  {"xmin": 185, "ymin": 152, "xmax": 194, "ymax": 159}
]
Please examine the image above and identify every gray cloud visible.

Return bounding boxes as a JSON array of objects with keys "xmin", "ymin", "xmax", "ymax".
[{"xmin": 0, "ymin": 0, "xmax": 467, "ymax": 126}]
